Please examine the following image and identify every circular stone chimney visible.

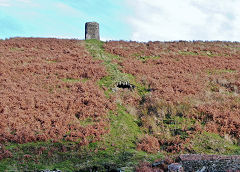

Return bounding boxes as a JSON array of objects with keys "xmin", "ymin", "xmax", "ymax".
[{"xmin": 85, "ymin": 22, "xmax": 100, "ymax": 40}]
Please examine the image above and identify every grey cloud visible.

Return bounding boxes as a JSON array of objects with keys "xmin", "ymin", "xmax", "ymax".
[{"xmin": 126, "ymin": 0, "xmax": 240, "ymax": 41}]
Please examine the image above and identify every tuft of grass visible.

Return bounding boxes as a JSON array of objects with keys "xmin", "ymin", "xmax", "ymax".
[
  {"xmin": 46, "ymin": 60, "xmax": 58, "ymax": 63},
  {"xmin": 207, "ymin": 69, "xmax": 236, "ymax": 75},
  {"xmin": 85, "ymin": 39, "xmax": 121, "ymax": 61},
  {"xmin": 191, "ymin": 132, "xmax": 240, "ymax": 155},
  {"xmin": 61, "ymin": 78, "xmax": 88, "ymax": 83},
  {"xmin": 105, "ymin": 104, "xmax": 141, "ymax": 149},
  {"xmin": 78, "ymin": 117, "xmax": 95, "ymax": 127},
  {"xmin": 179, "ymin": 50, "xmax": 220, "ymax": 57},
  {"xmin": 10, "ymin": 47, "xmax": 24, "ymax": 51},
  {"xmin": 0, "ymin": 141, "xmax": 86, "ymax": 171},
  {"xmin": 179, "ymin": 51, "xmax": 198, "ymax": 56}
]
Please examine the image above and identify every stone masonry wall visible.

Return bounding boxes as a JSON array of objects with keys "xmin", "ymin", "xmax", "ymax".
[
  {"xmin": 179, "ymin": 154, "xmax": 240, "ymax": 171},
  {"xmin": 85, "ymin": 22, "xmax": 100, "ymax": 40}
]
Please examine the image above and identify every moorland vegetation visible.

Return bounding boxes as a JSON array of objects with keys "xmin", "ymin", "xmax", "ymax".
[{"xmin": 0, "ymin": 38, "xmax": 240, "ymax": 171}]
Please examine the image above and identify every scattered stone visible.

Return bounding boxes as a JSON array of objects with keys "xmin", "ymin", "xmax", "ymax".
[
  {"xmin": 116, "ymin": 81, "xmax": 135, "ymax": 91},
  {"xmin": 109, "ymin": 168, "xmax": 123, "ymax": 172},
  {"xmin": 196, "ymin": 166, "xmax": 206, "ymax": 172},
  {"xmin": 152, "ymin": 160, "xmax": 165, "ymax": 167},
  {"xmin": 39, "ymin": 170, "xmax": 61, "ymax": 172},
  {"xmin": 168, "ymin": 163, "xmax": 184, "ymax": 172}
]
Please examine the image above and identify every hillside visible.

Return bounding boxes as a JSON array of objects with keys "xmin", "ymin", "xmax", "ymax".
[{"xmin": 0, "ymin": 38, "xmax": 240, "ymax": 171}]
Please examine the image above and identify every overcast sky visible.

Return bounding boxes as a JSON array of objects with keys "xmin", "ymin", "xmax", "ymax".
[{"xmin": 0, "ymin": 0, "xmax": 239, "ymax": 42}]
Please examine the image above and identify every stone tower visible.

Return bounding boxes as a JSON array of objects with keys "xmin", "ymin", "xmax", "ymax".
[{"xmin": 85, "ymin": 22, "xmax": 100, "ymax": 40}]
